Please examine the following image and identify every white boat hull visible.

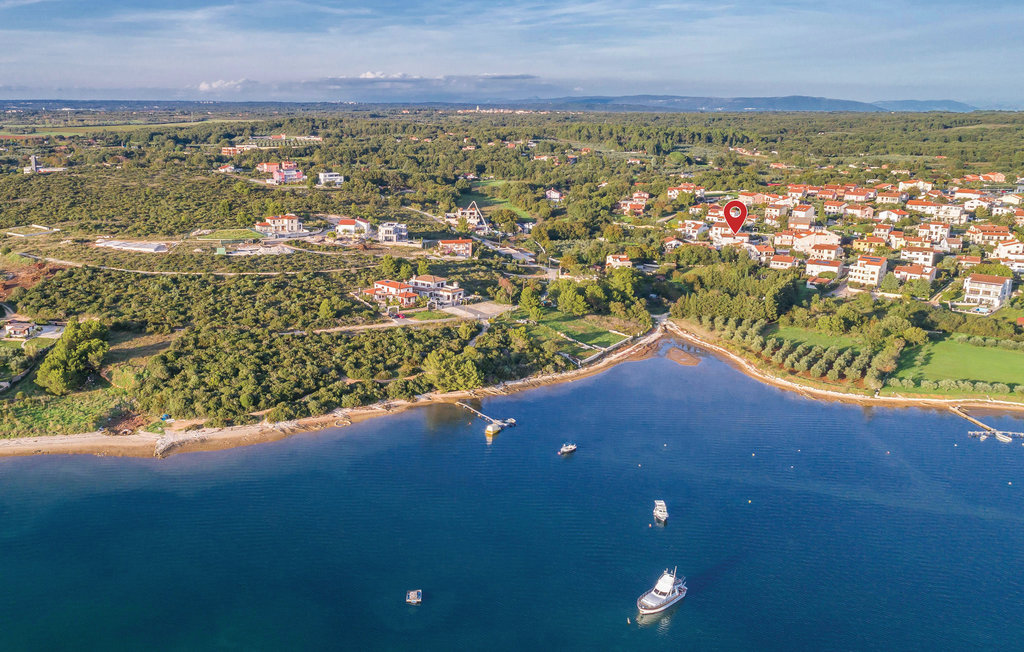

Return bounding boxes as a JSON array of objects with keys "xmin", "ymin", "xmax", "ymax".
[{"xmin": 637, "ymin": 581, "xmax": 686, "ymax": 614}]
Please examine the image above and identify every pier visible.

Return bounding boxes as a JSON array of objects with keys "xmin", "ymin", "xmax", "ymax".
[
  {"xmin": 455, "ymin": 402, "xmax": 516, "ymax": 429},
  {"xmin": 953, "ymin": 406, "xmax": 1024, "ymax": 442}
]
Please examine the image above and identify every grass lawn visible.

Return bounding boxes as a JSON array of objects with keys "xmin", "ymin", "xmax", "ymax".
[
  {"xmin": 892, "ymin": 339, "xmax": 1024, "ymax": 386},
  {"xmin": 503, "ymin": 308, "xmax": 629, "ymax": 350},
  {"xmin": 768, "ymin": 325, "xmax": 862, "ymax": 352},
  {"xmin": 198, "ymin": 228, "xmax": 262, "ymax": 241},
  {"xmin": 409, "ymin": 310, "xmax": 451, "ymax": 321},
  {"xmin": 462, "ymin": 186, "xmax": 532, "ymax": 220},
  {"xmin": 0, "ymin": 387, "xmax": 128, "ymax": 437}
]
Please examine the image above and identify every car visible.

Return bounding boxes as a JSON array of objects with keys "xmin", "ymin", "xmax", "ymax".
[{"xmin": 396, "ymin": 313, "xmax": 406, "ymax": 319}]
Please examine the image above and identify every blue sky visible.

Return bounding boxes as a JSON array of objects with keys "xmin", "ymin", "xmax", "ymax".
[{"xmin": 1, "ymin": 0, "xmax": 1022, "ymax": 106}]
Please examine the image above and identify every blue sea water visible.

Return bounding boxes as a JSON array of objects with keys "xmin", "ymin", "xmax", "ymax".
[{"xmin": 2, "ymin": 342, "xmax": 1024, "ymax": 651}]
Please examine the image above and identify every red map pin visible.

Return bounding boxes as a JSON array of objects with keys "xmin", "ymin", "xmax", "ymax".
[{"xmin": 723, "ymin": 200, "xmax": 747, "ymax": 235}]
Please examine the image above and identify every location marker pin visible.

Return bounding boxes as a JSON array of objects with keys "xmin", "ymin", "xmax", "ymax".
[{"xmin": 723, "ymin": 200, "xmax": 747, "ymax": 235}]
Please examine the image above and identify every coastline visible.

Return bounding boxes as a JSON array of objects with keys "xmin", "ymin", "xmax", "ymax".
[
  {"xmin": 4, "ymin": 320, "xmax": 1023, "ymax": 460},
  {"xmin": 0, "ymin": 324, "xmax": 664, "ymax": 459},
  {"xmin": 663, "ymin": 320, "xmax": 1024, "ymax": 416}
]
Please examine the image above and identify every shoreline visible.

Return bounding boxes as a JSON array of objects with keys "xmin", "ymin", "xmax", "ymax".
[
  {"xmin": 663, "ymin": 320, "xmax": 1024, "ymax": 416},
  {"xmin": 4, "ymin": 320, "xmax": 1023, "ymax": 459},
  {"xmin": 0, "ymin": 325, "xmax": 664, "ymax": 459}
]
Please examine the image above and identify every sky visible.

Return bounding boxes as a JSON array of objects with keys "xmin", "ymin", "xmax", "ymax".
[{"xmin": 1, "ymin": 0, "xmax": 1022, "ymax": 106}]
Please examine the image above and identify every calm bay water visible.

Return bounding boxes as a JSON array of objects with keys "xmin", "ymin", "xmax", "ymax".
[{"xmin": 3, "ymin": 342, "xmax": 1024, "ymax": 651}]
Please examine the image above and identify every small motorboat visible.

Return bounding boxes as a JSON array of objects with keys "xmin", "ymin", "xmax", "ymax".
[
  {"xmin": 558, "ymin": 443, "xmax": 577, "ymax": 455},
  {"xmin": 485, "ymin": 423, "xmax": 503, "ymax": 436},
  {"xmin": 406, "ymin": 589, "xmax": 422, "ymax": 605},
  {"xmin": 653, "ymin": 500, "xmax": 669, "ymax": 522},
  {"xmin": 637, "ymin": 568, "xmax": 686, "ymax": 615}
]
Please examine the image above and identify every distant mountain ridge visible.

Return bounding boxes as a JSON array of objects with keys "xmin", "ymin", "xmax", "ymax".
[{"xmin": 510, "ymin": 95, "xmax": 979, "ymax": 113}]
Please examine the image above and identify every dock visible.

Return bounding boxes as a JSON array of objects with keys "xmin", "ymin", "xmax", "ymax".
[
  {"xmin": 954, "ymin": 406, "xmax": 1024, "ymax": 442},
  {"xmin": 455, "ymin": 402, "xmax": 516, "ymax": 434}
]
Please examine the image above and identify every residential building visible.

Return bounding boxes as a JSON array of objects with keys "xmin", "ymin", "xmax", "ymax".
[
  {"xmin": 408, "ymin": 275, "xmax": 465, "ymax": 306},
  {"xmin": 678, "ymin": 220, "xmax": 708, "ymax": 240},
  {"xmin": 752, "ymin": 244, "xmax": 776, "ymax": 263},
  {"xmin": 845, "ymin": 204, "xmax": 875, "ymax": 220},
  {"xmin": 901, "ymin": 246, "xmax": 941, "ymax": 266},
  {"xmin": 809, "ymin": 244, "xmax": 843, "ymax": 261},
  {"xmin": 898, "ymin": 179, "xmax": 934, "ymax": 193},
  {"xmin": 876, "ymin": 191, "xmax": 908, "ymax": 204},
  {"xmin": 853, "ymin": 237, "xmax": 887, "ymax": 253},
  {"xmin": 606, "ymin": 254, "xmax": 633, "ymax": 269},
  {"xmin": 253, "ymin": 213, "xmax": 302, "ymax": 236},
  {"xmin": 378, "ymin": 222, "xmax": 409, "ymax": 243},
  {"xmin": 954, "ymin": 188, "xmax": 984, "ymax": 201},
  {"xmin": 792, "ymin": 231, "xmax": 841, "ymax": 254},
  {"xmin": 765, "ymin": 203, "xmax": 790, "ymax": 222},
  {"xmin": 957, "ymin": 255, "xmax": 983, "ymax": 269},
  {"xmin": 318, "ymin": 171, "xmax": 345, "ymax": 186},
  {"xmin": 920, "ymin": 222, "xmax": 951, "ymax": 243},
  {"xmin": 271, "ymin": 168, "xmax": 304, "ymax": 184},
  {"xmin": 663, "ymin": 236, "xmax": 684, "ymax": 251},
  {"xmin": 849, "ymin": 256, "xmax": 888, "ymax": 287},
  {"xmin": 822, "ymin": 201, "xmax": 849, "ymax": 216},
  {"xmin": 962, "ymin": 274, "xmax": 1014, "ymax": 310},
  {"xmin": 667, "ymin": 184, "xmax": 705, "ymax": 200},
  {"xmin": 805, "ymin": 259, "xmax": 845, "ymax": 278},
  {"xmin": 364, "ymin": 280, "xmax": 419, "ymax": 307},
  {"xmin": 938, "ymin": 236, "xmax": 963, "ymax": 253},
  {"xmin": 769, "ymin": 254, "xmax": 799, "ymax": 270},
  {"xmin": 256, "ymin": 162, "xmax": 280, "ymax": 173},
  {"xmin": 792, "ymin": 204, "xmax": 816, "ymax": 220},
  {"xmin": 3, "ymin": 322, "xmax": 35, "ymax": 338},
  {"xmin": 545, "ymin": 188, "xmax": 565, "ymax": 202},
  {"xmin": 878, "ymin": 209, "xmax": 910, "ymax": 223},
  {"xmin": 966, "ymin": 224, "xmax": 1015, "ymax": 246},
  {"xmin": 437, "ymin": 239, "xmax": 473, "ymax": 257},
  {"xmin": 893, "ymin": 264, "xmax": 937, "ymax": 283},
  {"xmin": 335, "ymin": 218, "xmax": 372, "ymax": 236}
]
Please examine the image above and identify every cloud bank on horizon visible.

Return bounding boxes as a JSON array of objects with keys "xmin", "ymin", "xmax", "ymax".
[{"xmin": 0, "ymin": 0, "xmax": 1022, "ymax": 107}]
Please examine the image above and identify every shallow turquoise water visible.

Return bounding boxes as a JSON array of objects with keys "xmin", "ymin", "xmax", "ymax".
[{"xmin": 2, "ymin": 343, "xmax": 1024, "ymax": 650}]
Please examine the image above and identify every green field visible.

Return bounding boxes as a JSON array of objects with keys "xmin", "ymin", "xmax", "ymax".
[
  {"xmin": 503, "ymin": 308, "xmax": 628, "ymax": 351},
  {"xmin": 768, "ymin": 326, "xmax": 862, "ymax": 352},
  {"xmin": 892, "ymin": 339, "xmax": 1024, "ymax": 386},
  {"xmin": 0, "ymin": 387, "xmax": 127, "ymax": 438},
  {"xmin": 409, "ymin": 310, "xmax": 451, "ymax": 321},
  {"xmin": 463, "ymin": 184, "xmax": 532, "ymax": 220}
]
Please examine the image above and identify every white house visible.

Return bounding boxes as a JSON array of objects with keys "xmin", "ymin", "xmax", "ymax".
[
  {"xmin": 962, "ymin": 274, "xmax": 1013, "ymax": 310},
  {"xmin": 805, "ymin": 259, "xmax": 844, "ymax": 278},
  {"xmin": 318, "ymin": 171, "xmax": 345, "ymax": 186},
  {"xmin": 849, "ymin": 255, "xmax": 888, "ymax": 287},
  {"xmin": 901, "ymin": 246, "xmax": 941, "ymax": 267},
  {"xmin": 336, "ymin": 218, "xmax": 372, "ymax": 236},
  {"xmin": 254, "ymin": 214, "xmax": 302, "ymax": 236},
  {"xmin": 893, "ymin": 264, "xmax": 936, "ymax": 283},
  {"xmin": 377, "ymin": 222, "xmax": 409, "ymax": 243}
]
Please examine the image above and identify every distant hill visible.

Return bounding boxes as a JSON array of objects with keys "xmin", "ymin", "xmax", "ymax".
[
  {"xmin": 517, "ymin": 95, "xmax": 886, "ymax": 112},
  {"xmin": 871, "ymin": 99, "xmax": 979, "ymax": 112}
]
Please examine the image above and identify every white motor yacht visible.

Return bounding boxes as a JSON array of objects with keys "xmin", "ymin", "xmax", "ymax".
[
  {"xmin": 653, "ymin": 500, "xmax": 668, "ymax": 522},
  {"xmin": 636, "ymin": 568, "xmax": 686, "ymax": 614},
  {"xmin": 558, "ymin": 443, "xmax": 577, "ymax": 455}
]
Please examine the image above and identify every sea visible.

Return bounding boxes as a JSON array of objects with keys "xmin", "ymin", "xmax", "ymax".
[{"xmin": 2, "ymin": 341, "xmax": 1024, "ymax": 651}]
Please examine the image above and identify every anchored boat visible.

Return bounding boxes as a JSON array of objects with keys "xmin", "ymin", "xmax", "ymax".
[
  {"xmin": 558, "ymin": 443, "xmax": 577, "ymax": 455},
  {"xmin": 653, "ymin": 500, "xmax": 669, "ymax": 523},
  {"xmin": 637, "ymin": 568, "xmax": 686, "ymax": 615},
  {"xmin": 406, "ymin": 589, "xmax": 422, "ymax": 605}
]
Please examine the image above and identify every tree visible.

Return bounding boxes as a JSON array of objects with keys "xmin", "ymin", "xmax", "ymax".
[
  {"xmin": 417, "ymin": 259, "xmax": 431, "ymax": 276},
  {"xmin": 879, "ymin": 272, "xmax": 900, "ymax": 293},
  {"xmin": 519, "ymin": 286, "xmax": 542, "ymax": 321},
  {"xmin": 558, "ymin": 285, "xmax": 588, "ymax": 316},
  {"xmin": 35, "ymin": 319, "xmax": 109, "ymax": 396},
  {"xmin": 318, "ymin": 298, "xmax": 335, "ymax": 322}
]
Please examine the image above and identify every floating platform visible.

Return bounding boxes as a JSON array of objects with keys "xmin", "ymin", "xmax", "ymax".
[{"xmin": 969, "ymin": 430, "xmax": 1024, "ymax": 442}]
